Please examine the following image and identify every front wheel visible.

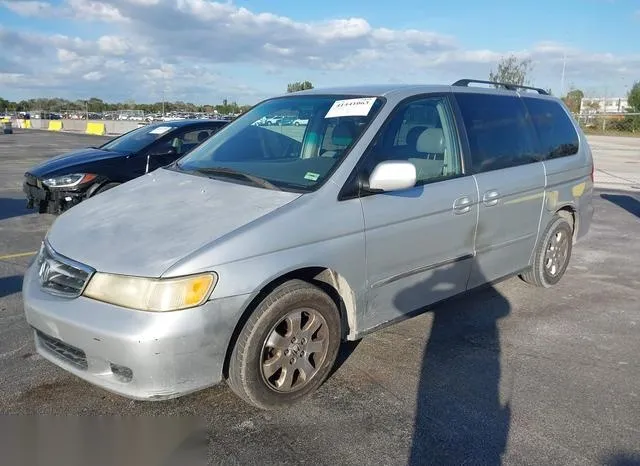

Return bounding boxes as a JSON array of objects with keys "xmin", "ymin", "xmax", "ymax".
[
  {"xmin": 521, "ymin": 214, "xmax": 573, "ymax": 288},
  {"xmin": 227, "ymin": 280, "xmax": 341, "ymax": 409}
]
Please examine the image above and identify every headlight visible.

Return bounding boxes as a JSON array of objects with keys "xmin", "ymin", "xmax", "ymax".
[
  {"xmin": 42, "ymin": 173, "xmax": 96, "ymax": 188},
  {"xmin": 83, "ymin": 272, "xmax": 217, "ymax": 312}
]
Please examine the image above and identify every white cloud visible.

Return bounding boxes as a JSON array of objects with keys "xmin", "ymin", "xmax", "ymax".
[
  {"xmin": 97, "ymin": 35, "xmax": 131, "ymax": 55},
  {"xmin": 83, "ymin": 71, "xmax": 104, "ymax": 81},
  {"xmin": 1, "ymin": 0, "xmax": 53, "ymax": 16},
  {"xmin": 0, "ymin": 0, "xmax": 638, "ymax": 102},
  {"xmin": 56, "ymin": 48, "xmax": 79, "ymax": 62},
  {"xmin": 66, "ymin": 0, "xmax": 127, "ymax": 22}
]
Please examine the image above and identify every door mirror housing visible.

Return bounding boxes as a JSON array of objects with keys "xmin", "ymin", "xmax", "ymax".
[
  {"xmin": 148, "ymin": 145, "xmax": 177, "ymax": 157},
  {"xmin": 367, "ymin": 161, "xmax": 417, "ymax": 192}
]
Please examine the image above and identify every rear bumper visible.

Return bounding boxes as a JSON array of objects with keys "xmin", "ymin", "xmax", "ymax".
[{"xmin": 23, "ymin": 263, "xmax": 251, "ymax": 400}]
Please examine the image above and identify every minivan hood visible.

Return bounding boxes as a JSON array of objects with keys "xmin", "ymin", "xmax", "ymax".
[
  {"xmin": 28, "ymin": 147, "xmax": 127, "ymax": 177},
  {"xmin": 46, "ymin": 168, "xmax": 301, "ymax": 277}
]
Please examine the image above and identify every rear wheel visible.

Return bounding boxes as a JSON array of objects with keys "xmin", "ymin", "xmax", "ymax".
[
  {"xmin": 521, "ymin": 214, "xmax": 573, "ymax": 288},
  {"xmin": 227, "ymin": 280, "xmax": 341, "ymax": 409}
]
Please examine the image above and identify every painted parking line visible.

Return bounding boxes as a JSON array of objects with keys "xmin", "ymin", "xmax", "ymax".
[{"xmin": 0, "ymin": 251, "xmax": 37, "ymax": 260}]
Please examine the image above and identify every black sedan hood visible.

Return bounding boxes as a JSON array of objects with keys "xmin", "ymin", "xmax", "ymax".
[{"xmin": 28, "ymin": 147, "xmax": 128, "ymax": 177}]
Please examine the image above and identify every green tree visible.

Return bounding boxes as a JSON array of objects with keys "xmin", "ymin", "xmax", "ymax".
[
  {"xmin": 628, "ymin": 81, "xmax": 640, "ymax": 112},
  {"xmin": 286, "ymin": 81, "xmax": 314, "ymax": 93},
  {"xmin": 489, "ymin": 55, "xmax": 533, "ymax": 87},
  {"xmin": 563, "ymin": 88, "xmax": 584, "ymax": 114},
  {"xmin": 0, "ymin": 97, "xmax": 13, "ymax": 111},
  {"xmin": 87, "ymin": 97, "xmax": 105, "ymax": 112}
]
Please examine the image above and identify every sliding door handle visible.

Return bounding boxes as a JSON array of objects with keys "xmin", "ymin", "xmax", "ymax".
[{"xmin": 482, "ymin": 190, "xmax": 500, "ymax": 207}]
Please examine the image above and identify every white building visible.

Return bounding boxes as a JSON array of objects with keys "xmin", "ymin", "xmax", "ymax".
[{"xmin": 580, "ymin": 97, "xmax": 629, "ymax": 114}]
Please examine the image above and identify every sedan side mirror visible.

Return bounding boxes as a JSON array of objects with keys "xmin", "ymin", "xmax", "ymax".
[
  {"xmin": 148, "ymin": 145, "xmax": 177, "ymax": 157},
  {"xmin": 368, "ymin": 161, "xmax": 417, "ymax": 192}
]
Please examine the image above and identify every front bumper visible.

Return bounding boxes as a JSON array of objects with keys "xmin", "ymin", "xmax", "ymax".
[
  {"xmin": 23, "ymin": 263, "xmax": 250, "ymax": 400},
  {"xmin": 23, "ymin": 179, "xmax": 85, "ymax": 214}
]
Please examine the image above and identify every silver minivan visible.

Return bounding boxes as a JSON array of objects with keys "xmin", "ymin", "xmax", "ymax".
[{"xmin": 23, "ymin": 80, "xmax": 594, "ymax": 409}]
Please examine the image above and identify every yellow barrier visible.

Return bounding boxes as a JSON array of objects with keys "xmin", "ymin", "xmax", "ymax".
[
  {"xmin": 48, "ymin": 120, "xmax": 63, "ymax": 131},
  {"xmin": 1, "ymin": 117, "xmax": 9, "ymax": 123},
  {"xmin": 23, "ymin": 119, "xmax": 31, "ymax": 129},
  {"xmin": 86, "ymin": 121, "xmax": 106, "ymax": 136}
]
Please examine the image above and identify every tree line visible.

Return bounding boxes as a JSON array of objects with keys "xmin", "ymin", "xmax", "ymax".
[
  {"xmin": 0, "ymin": 96, "xmax": 253, "ymax": 115},
  {"xmin": 0, "ymin": 81, "xmax": 316, "ymax": 116}
]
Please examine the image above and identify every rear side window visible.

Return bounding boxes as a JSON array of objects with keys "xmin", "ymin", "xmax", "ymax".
[
  {"xmin": 522, "ymin": 98, "xmax": 579, "ymax": 159},
  {"xmin": 455, "ymin": 93, "xmax": 538, "ymax": 173}
]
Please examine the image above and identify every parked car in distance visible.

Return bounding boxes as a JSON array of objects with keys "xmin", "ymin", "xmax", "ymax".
[
  {"xmin": 278, "ymin": 116, "xmax": 296, "ymax": 126},
  {"xmin": 293, "ymin": 118, "xmax": 309, "ymax": 126},
  {"xmin": 23, "ymin": 81, "xmax": 594, "ymax": 409},
  {"xmin": 263, "ymin": 115, "xmax": 283, "ymax": 125},
  {"xmin": 23, "ymin": 119, "xmax": 228, "ymax": 214}
]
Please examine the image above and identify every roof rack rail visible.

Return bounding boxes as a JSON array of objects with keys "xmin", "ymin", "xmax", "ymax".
[{"xmin": 452, "ymin": 79, "xmax": 549, "ymax": 95}]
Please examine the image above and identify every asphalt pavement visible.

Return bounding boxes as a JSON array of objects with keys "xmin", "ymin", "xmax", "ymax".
[{"xmin": 0, "ymin": 129, "xmax": 639, "ymax": 465}]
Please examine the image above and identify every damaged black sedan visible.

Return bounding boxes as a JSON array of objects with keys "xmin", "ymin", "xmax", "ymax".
[{"xmin": 24, "ymin": 119, "xmax": 228, "ymax": 214}]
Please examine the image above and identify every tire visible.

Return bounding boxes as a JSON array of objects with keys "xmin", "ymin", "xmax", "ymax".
[
  {"xmin": 93, "ymin": 182, "xmax": 120, "ymax": 196},
  {"xmin": 521, "ymin": 214, "xmax": 573, "ymax": 288},
  {"xmin": 227, "ymin": 279, "xmax": 341, "ymax": 409}
]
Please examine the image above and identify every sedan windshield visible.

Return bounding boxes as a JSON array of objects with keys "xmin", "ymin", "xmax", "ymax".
[
  {"xmin": 101, "ymin": 124, "xmax": 178, "ymax": 154},
  {"xmin": 176, "ymin": 95, "xmax": 384, "ymax": 191}
]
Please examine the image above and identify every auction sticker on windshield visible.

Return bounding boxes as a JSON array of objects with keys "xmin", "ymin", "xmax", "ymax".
[
  {"xmin": 149, "ymin": 126, "xmax": 173, "ymax": 135},
  {"xmin": 325, "ymin": 98, "xmax": 376, "ymax": 118}
]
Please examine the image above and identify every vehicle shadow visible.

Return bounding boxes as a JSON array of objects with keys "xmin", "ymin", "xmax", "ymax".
[
  {"xmin": 0, "ymin": 198, "xmax": 29, "ymax": 221},
  {"xmin": 0, "ymin": 275, "xmax": 23, "ymax": 298},
  {"xmin": 394, "ymin": 262, "xmax": 512, "ymax": 465},
  {"xmin": 601, "ymin": 193, "xmax": 640, "ymax": 218}
]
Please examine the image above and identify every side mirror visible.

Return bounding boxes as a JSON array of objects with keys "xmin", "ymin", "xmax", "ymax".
[
  {"xmin": 149, "ymin": 146, "xmax": 177, "ymax": 157},
  {"xmin": 367, "ymin": 161, "xmax": 416, "ymax": 192}
]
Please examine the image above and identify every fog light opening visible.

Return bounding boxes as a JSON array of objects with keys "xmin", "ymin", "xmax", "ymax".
[{"xmin": 110, "ymin": 363, "xmax": 133, "ymax": 383}]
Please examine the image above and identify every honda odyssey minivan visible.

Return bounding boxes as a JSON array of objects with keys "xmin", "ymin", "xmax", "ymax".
[{"xmin": 23, "ymin": 80, "xmax": 594, "ymax": 409}]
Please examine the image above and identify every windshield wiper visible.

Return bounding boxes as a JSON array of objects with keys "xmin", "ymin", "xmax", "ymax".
[{"xmin": 192, "ymin": 167, "xmax": 280, "ymax": 190}]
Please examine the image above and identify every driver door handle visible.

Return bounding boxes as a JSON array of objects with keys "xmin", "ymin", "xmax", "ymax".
[
  {"xmin": 453, "ymin": 196, "xmax": 472, "ymax": 215},
  {"xmin": 482, "ymin": 190, "xmax": 500, "ymax": 207}
]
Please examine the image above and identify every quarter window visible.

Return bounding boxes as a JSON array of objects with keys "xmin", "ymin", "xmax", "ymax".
[
  {"xmin": 455, "ymin": 93, "xmax": 539, "ymax": 173},
  {"xmin": 363, "ymin": 96, "xmax": 462, "ymax": 185},
  {"xmin": 522, "ymin": 98, "xmax": 579, "ymax": 159}
]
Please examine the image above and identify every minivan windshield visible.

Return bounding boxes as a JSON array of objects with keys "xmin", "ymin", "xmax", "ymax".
[
  {"xmin": 100, "ymin": 124, "xmax": 178, "ymax": 154},
  {"xmin": 176, "ymin": 95, "xmax": 384, "ymax": 191}
]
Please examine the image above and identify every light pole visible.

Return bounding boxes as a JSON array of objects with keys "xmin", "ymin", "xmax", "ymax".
[{"xmin": 560, "ymin": 51, "xmax": 567, "ymax": 97}]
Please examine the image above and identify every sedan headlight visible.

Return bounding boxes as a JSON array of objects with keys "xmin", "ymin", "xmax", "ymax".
[
  {"xmin": 83, "ymin": 272, "xmax": 217, "ymax": 312},
  {"xmin": 42, "ymin": 173, "xmax": 96, "ymax": 188}
]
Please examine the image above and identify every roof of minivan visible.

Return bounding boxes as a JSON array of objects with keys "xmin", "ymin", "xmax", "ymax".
[{"xmin": 288, "ymin": 84, "xmax": 555, "ymax": 102}]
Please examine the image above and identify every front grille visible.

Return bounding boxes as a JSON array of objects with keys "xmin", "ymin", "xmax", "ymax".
[
  {"xmin": 36, "ymin": 330, "xmax": 88, "ymax": 370},
  {"xmin": 37, "ymin": 242, "xmax": 93, "ymax": 298}
]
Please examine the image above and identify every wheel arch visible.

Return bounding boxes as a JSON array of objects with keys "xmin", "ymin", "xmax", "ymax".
[
  {"xmin": 555, "ymin": 204, "xmax": 577, "ymax": 242},
  {"xmin": 222, "ymin": 266, "xmax": 357, "ymax": 378},
  {"xmin": 86, "ymin": 179, "xmax": 118, "ymax": 197}
]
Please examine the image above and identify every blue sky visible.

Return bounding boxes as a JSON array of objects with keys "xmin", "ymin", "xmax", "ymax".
[{"xmin": 1, "ymin": 0, "xmax": 638, "ymax": 104}]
